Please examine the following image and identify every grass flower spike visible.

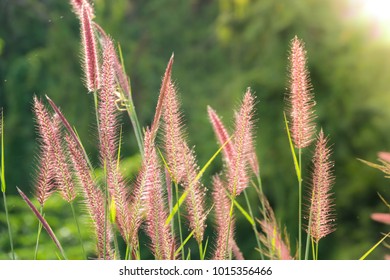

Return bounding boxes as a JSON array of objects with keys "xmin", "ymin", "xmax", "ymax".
[
  {"xmin": 98, "ymin": 38, "xmax": 131, "ymax": 243},
  {"xmin": 228, "ymin": 88, "xmax": 256, "ymax": 196},
  {"xmin": 287, "ymin": 36, "xmax": 316, "ymax": 149},
  {"xmin": 143, "ymin": 129, "xmax": 175, "ymax": 259},
  {"xmin": 33, "ymin": 97, "xmax": 76, "ymax": 203},
  {"xmin": 80, "ymin": 2, "xmax": 99, "ymax": 92},
  {"xmin": 307, "ymin": 129, "xmax": 336, "ymax": 244},
  {"xmin": 259, "ymin": 199, "xmax": 293, "ymax": 260},
  {"xmin": 162, "ymin": 82, "xmax": 206, "ymax": 244},
  {"xmin": 70, "ymin": 0, "xmax": 94, "ymax": 18}
]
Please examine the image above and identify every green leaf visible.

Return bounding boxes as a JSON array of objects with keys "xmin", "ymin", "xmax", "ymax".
[
  {"xmin": 359, "ymin": 232, "xmax": 390, "ymax": 260},
  {"xmin": 1, "ymin": 110, "xmax": 5, "ymax": 193},
  {"xmin": 165, "ymin": 134, "xmax": 233, "ymax": 226},
  {"xmin": 283, "ymin": 112, "xmax": 301, "ymax": 182},
  {"xmin": 225, "ymin": 191, "xmax": 255, "ymax": 226},
  {"xmin": 174, "ymin": 230, "xmax": 194, "ymax": 257}
]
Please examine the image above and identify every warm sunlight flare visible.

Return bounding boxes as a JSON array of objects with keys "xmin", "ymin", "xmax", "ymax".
[{"xmin": 351, "ymin": 0, "xmax": 390, "ymax": 39}]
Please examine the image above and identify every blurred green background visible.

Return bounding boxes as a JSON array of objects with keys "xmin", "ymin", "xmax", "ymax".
[{"xmin": 0, "ymin": 0, "xmax": 389, "ymax": 259}]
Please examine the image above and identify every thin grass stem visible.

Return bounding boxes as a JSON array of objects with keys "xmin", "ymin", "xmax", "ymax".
[
  {"xmin": 298, "ymin": 148, "xmax": 302, "ymax": 260},
  {"xmin": 34, "ymin": 206, "xmax": 44, "ymax": 260},
  {"xmin": 304, "ymin": 195, "xmax": 314, "ymax": 260},
  {"xmin": 198, "ymin": 241, "xmax": 204, "ymax": 260},
  {"xmin": 70, "ymin": 201, "xmax": 86, "ymax": 259},
  {"xmin": 226, "ymin": 189, "xmax": 236, "ymax": 260},
  {"xmin": 174, "ymin": 181, "xmax": 184, "ymax": 260},
  {"xmin": 2, "ymin": 192, "xmax": 14, "ymax": 260},
  {"xmin": 243, "ymin": 189, "xmax": 264, "ymax": 260},
  {"xmin": 1, "ymin": 114, "xmax": 14, "ymax": 260}
]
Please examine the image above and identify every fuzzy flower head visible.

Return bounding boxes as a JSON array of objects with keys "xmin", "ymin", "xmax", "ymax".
[
  {"xmin": 80, "ymin": 2, "xmax": 100, "ymax": 92},
  {"xmin": 307, "ymin": 129, "xmax": 336, "ymax": 243},
  {"xmin": 70, "ymin": 0, "xmax": 94, "ymax": 18},
  {"xmin": 287, "ymin": 36, "xmax": 316, "ymax": 149}
]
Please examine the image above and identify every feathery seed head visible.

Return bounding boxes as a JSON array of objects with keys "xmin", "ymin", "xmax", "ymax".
[
  {"xmin": 151, "ymin": 54, "xmax": 174, "ymax": 139},
  {"xmin": 207, "ymin": 106, "xmax": 235, "ymax": 165},
  {"xmin": 259, "ymin": 199, "xmax": 293, "ymax": 260},
  {"xmin": 307, "ymin": 129, "xmax": 336, "ymax": 243},
  {"xmin": 371, "ymin": 213, "xmax": 390, "ymax": 225},
  {"xmin": 227, "ymin": 88, "xmax": 256, "ymax": 196},
  {"xmin": 65, "ymin": 133, "xmax": 113, "ymax": 259},
  {"xmin": 98, "ymin": 38, "xmax": 132, "ymax": 243},
  {"xmin": 287, "ymin": 36, "xmax": 316, "ymax": 149},
  {"xmin": 33, "ymin": 98, "xmax": 76, "ymax": 203},
  {"xmin": 33, "ymin": 97, "xmax": 56, "ymax": 206},
  {"xmin": 70, "ymin": 0, "xmax": 94, "ymax": 18},
  {"xmin": 81, "ymin": 3, "xmax": 100, "ymax": 92}
]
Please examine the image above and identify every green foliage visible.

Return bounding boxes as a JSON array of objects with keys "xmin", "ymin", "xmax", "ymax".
[{"xmin": 0, "ymin": 194, "xmax": 94, "ymax": 260}]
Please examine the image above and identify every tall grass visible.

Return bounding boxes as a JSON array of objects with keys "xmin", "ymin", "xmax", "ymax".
[{"xmin": 5, "ymin": 0, "xmax": 389, "ymax": 260}]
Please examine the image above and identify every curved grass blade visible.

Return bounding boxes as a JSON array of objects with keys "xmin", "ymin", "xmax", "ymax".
[
  {"xmin": 17, "ymin": 187, "xmax": 67, "ymax": 260},
  {"xmin": 225, "ymin": 190, "xmax": 255, "ymax": 226},
  {"xmin": 174, "ymin": 230, "xmax": 195, "ymax": 258},
  {"xmin": 359, "ymin": 232, "xmax": 390, "ymax": 260},
  {"xmin": 165, "ymin": 134, "xmax": 233, "ymax": 226},
  {"xmin": 283, "ymin": 112, "xmax": 301, "ymax": 182}
]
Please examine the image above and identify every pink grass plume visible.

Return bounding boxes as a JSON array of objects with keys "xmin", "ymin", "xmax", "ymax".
[
  {"xmin": 98, "ymin": 37, "xmax": 131, "ymax": 243},
  {"xmin": 80, "ymin": 2, "xmax": 100, "ymax": 92},
  {"xmin": 33, "ymin": 97, "xmax": 76, "ymax": 203},
  {"xmin": 259, "ymin": 199, "xmax": 293, "ymax": 260},
  {"xmin": 66, "ymin": 133, "xmax": 113, "ymax": 259},
  {"xmin": 227, "ymin": 88, "xmax": 256, "ymax": 196},
  {"xmin": 307, "ymin": 129, "xmax": 336, "ymax": 243},
  {"xmin": 162, "ymin": 81, "xmax": 206, "ymax": 243},
  {"xmin": 212, "ymin": 175, "xmax": 242, "ymax": 259},
  {"xmin": 70, "ymin": 0, "xmax": 94, "ymax": 18},
  {"xmin": 371, "ymin": 213, "xmax": 390, "ymax": 225},
  {"xmin": 143, "ymin": 129, "xmax": 176, "ymax": 259},
  {"xmin": 287, "ymin": 36, "xmax": 316, "ymax": 149}
]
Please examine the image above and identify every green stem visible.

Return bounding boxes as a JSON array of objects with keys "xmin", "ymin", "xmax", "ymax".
[
  {"xmin": 34, "ymin": 206, "xmax": 44, "ymax": 260},
  {"xmin": 198, "ymin": 242, "xmax": 204, "ymax": 260},
  {"xmin": 311, "ymin": 238, "xmax": 315, "ymax": 260},
  {"xmin": 2, "ymin": 191, "xmax": 14, "ymax": 260},
  {"xmin": 93, "ymin": 91, "xmax": 100, "ymax": 135},
  {"xmin": 125, "ymin": 245, "xmax": 131, "ymax": 260},
  {"xmin": 112, "ymin": 230, "xmax": 120, "ymax": 260},
  {"xmin": 125, "ymin": 98, "xmax": 144, "ymax": 158},
  {"xmin": 174, "ymin": 182, "xmax": 184, "ymax": 259},
  {"xmin": 304, "ymin": 193, "xmax": 314, "ymax": 260},
  {"xmin": 298, "ymin": 148, "xmax": 302, "ymax": 260},
  {"xmin": 70, "ymin": 202, "xmax": 86, "ymax": 259},
  {"xmin": 226, "ymin": 190, "xmax": 236, "ymax": 260},
  {"xmin": 243, "ymin": 189, "xmax": 264, "ymax": 260}
]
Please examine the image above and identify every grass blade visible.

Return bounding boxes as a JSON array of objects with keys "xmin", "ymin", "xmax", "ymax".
[
  {"xmin": 1, "ymin": 112, "xmax": 15, "ymax": 259},
  {"xmin": 17, "ymin": 187, "xmax": 67, "ymax": 260},
  {"xmin": 174, "ymin": 230, "xmax": 194, "ymax": 258},
  {"xmin": 165, "ymin": 134, "xmax": 233, "ymax": 225},
  {"xmin": 283, "ymin": 112, "xmax": 301, "ymax": 182},
  {"xmin": 225, "ymin": 190, "xmax": 255, "ymax": 226},
  {"xmin": 359, "ymin": 232, "xmax": 390, "ymax": 260}
]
